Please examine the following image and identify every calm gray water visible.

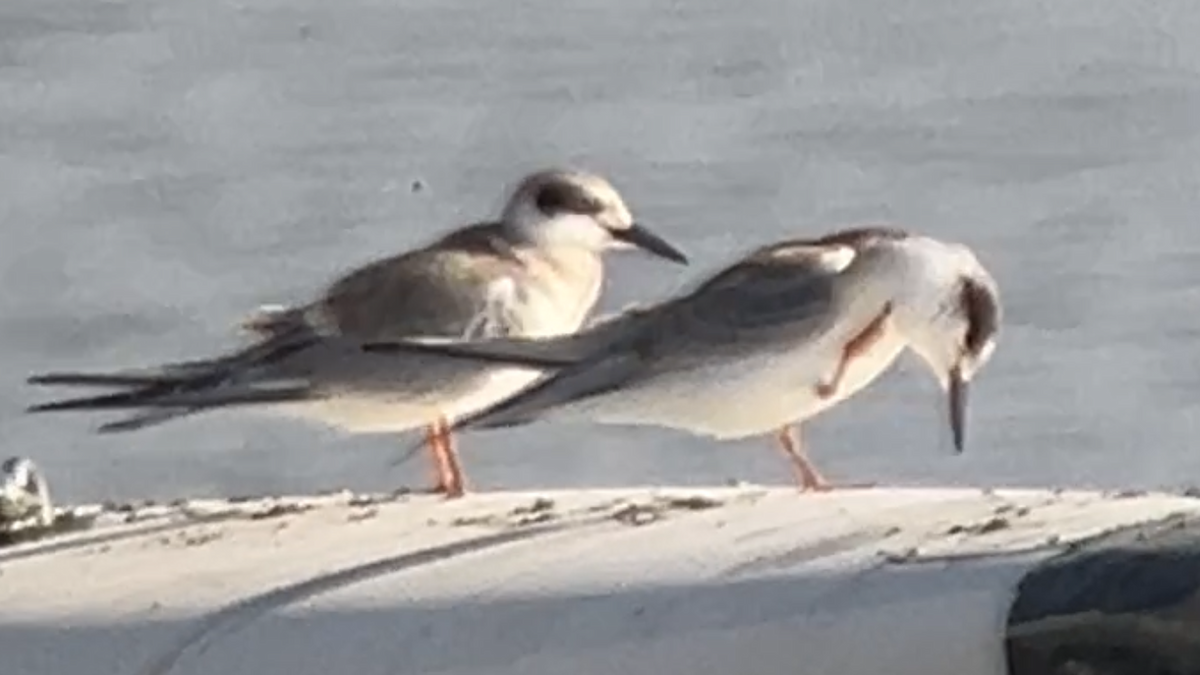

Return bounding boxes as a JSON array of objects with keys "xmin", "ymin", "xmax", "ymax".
[{"xmin": 3, "ymin": 0, "xmax": 1200, "ymax": 504}]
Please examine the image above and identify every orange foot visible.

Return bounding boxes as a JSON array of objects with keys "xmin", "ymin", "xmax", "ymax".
[
  {"xmin": 792, "ymin": 464, "xmax": 877, "ymax": 492},
  {"xmin": 775, "ymin": 426, "xmax": 876, "ymax": 492},
  {"xmin": 805, "ymin": 478, "xmax": 879, "ymax": 492}
]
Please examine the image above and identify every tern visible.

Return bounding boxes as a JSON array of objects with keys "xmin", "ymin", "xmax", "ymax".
[
  {"xmin": 366, "ymin": 226, "xmax": 1001, "ymax": 490},
  {"xmin": 25, "ymin": 168, "xmax": 690, "ymax": 498}
]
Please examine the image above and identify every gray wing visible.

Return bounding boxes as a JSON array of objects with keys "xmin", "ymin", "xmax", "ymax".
[
  {"xmin": 654, "ymin": 242, "xmax": 849, "ymax": 357},
  {"xmin": 25, "ymin": 228, "xmax": 529, "ymax": 431},
  {"xmin": 397, "ymin": 245, "xmax": 851, "ymax": 432},
  {"xmin": 312, "ymin": 229, "xmax": 528, "ymax": 341}
]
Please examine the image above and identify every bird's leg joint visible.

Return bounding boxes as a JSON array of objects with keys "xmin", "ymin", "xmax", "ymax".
[{"xmin": 815, "ymin": 302, "xmax": 893, "ymax": 399}]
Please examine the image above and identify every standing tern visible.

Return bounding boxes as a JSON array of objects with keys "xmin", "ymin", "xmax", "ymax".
[
  {"xmin": 25, "ymin": 168, "xmax": 690, "ymax": 498},
  {"xmin": 365, "ymin": 226, "xmax": 1001, "ymax": 490}
]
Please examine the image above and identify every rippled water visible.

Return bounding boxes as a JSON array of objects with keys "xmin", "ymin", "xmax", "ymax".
[{"xmin": 3, "ymin": 0, "xmax": 1200, "ymax": 503}]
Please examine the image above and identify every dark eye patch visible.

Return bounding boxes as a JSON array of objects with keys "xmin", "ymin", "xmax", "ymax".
[
  {"xmin": 534, "ymin": 182, "xmax": 606, "ymax": 216},
  {"xmin": 960, "ymin": 276, "xmax": 999, "ymax": 357}
]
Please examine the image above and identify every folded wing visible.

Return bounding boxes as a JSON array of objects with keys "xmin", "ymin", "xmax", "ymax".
[
  {"xmin": 374, "ymin": 242, "xmax": 854, "ymax": 433},
  {"xmin": 25, "ymin": 232, "xmax": 531, "ymax": 433}
]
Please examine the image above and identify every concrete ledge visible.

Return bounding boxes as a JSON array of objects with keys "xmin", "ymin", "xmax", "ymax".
[
  {"xmin": 1006, "ymin": 510, "xmax": 1200, "ymax": 675},
  {"xmin": 1, "ymin": 487, "xmax": 1198, "ymax": 675}
]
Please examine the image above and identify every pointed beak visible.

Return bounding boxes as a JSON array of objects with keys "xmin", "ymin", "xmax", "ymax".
[
  {"xmin": 612, "ymin": 222, "xmax": 689, "ymax": 265},
  {"xmin": 948, "ymin": 365, "xmax": 968, "ymax": 454}
]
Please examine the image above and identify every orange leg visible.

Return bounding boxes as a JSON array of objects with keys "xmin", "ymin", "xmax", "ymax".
[
  {"xmin": 816, "ymin": 302, "xmax": 894, "ymax": 399},
  {"xmin": 425, "ymin": 416, "xmax": 467, "ymax": 499},
  {"xmin": 776, "ymin": 425, "xmax": 831, "ymax": 491},
  {"xmin": 775, "ymin": 425, "xmax": 875, "ymax": 492},
  {"xmin": 423, "ymin": 424, "xmax": 451, "ymax": 493}
]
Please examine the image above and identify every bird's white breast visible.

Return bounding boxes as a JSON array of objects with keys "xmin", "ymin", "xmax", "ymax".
[{"xmin": 514, "ymin": 249, "xmax": 604, "ymax": 337}]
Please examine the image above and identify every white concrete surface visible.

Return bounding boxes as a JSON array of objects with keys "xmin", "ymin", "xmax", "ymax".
[{"xmin": 1, "ymin": 486, "xmax": 1197, "ymax": 675}]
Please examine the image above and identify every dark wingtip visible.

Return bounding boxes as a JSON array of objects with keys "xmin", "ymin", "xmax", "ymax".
[
  {"xmin": 27, "ymin": 399, "xmax": 72, "ymax": 414},
  {"xmin": 27, "ymin": 374, "xmax": 65, "ymax": 386},
  {"xmin": 27, "ymin": 399, "xmax": 96, "ymax": 414},
  {"xmin": 27, "ymin": 371, "xmax": 173, "ymax": 387},
  {"xmin": 24, "ymin": 385, "xmax": 165, "ymax": 414},
  {"xmin": 96, "ymin": 417, "xmax": 154, "ymax": 434},
  {"xmin": 361, "ymin": 341, "xmax": 404, "ymax": 355}
]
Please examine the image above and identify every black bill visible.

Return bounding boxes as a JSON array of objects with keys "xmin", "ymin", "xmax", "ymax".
[
  {"xmin": 613, "ymin": 222, "xmax": 689, "ymax": 265},
  {"xmin": 948, "ymin": 365, "xmax": 968, "ymax": 454}
]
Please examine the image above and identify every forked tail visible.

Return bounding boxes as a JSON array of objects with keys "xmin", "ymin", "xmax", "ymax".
[{"xmin": 26, "ymin": 319, "xmax": 320, "ymax": 433}]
